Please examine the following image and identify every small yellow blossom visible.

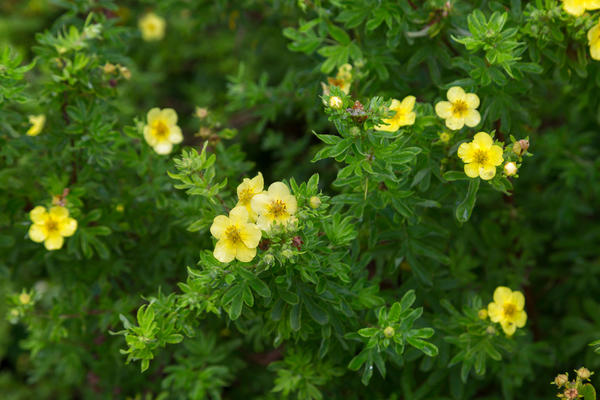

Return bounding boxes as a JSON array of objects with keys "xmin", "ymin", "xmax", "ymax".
[
  {"xmin": 322, "ymin": 63, "xmax": 353, "ymax": 98},
  {"xmin": 329, "ymin": 96, "xmax": 343, "ymax": 109},
  {"xmin": 139, "ymin": 12, "xmax": 166, "ymax": 41},
  {"xmin": 375, "ymin": 96, "xmax": 416, "ymax": 132},
  {"xmin": 143, "ymin": 108, "xmax": 183, "ymax": 155},
  {"xmin": 26, "ymin": 115, "xmax": 46, "ymax": 136},
  {"xmin": 435, "ymin": 86, "xmax": 481, "ymax": 130},
  {"xmin": 28, "ymin": 206, "xmax": 78, "ymax": 251},
  {"xmin": 251, "ymin": 182, "xmax": 298, "ymax": 231},
  {"xmin": 478, "ymin": 309, "xmax": 488, "ymax": 319},
  {"xmin": 236, "ymin": 172, "xmax": 265, "ymax": 220},
  {"xmin": 210, "ymin": 206, "xmax": 262, "ymax": 263},
  {"xmin": 588, "ymin": 19, "xmax": 600, "ymax": 60},
  {"xmin": 504, "ymin": 161, "xmax": 518, "ymax": 176},
  {"xmin": 487, "ymin": 286, "xmax": 527, "ymax": 336},
  {"xmin": 309, "ymin": 196, "xmax": 321, "ymax": 209},
  {"xmin": 562, "ymin": 0, "xmax": 600, "ymax": 16},
  {"xmin": 19, "ymin": 292, "xmax": 31, "ymax": 305},
  {"xmin": 457, "ymin": 132, "xmax": 504, "ymax": 180}
]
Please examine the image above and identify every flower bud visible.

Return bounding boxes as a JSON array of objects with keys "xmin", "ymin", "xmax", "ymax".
[
  {"xmin": 575, "ymin": 367, "xmax": 592, "ymax": 380},
  {"xmin": 329, "ymin": 96, "xmax": 343, "ymax": 109},
  {"xmin": 281, "ymin": 249, "xmax": 294, "ymax": 259},
  {"xmin": 439, "ymin": 132, "xmax": 451, "ymax": 143},
  {"xmin": 383, "ymin": 326, "xmax": 395, "ymax": 338},
  {"xmin": 553, "ymin": 373, "xmax": 569, "ymax": 387},
  {"xmin": 478, "ymin": 309, "xmax": 488, "ymax": 320},
  {"xmin": 102, "ymin": 63, "xmax": 117, "ymax": 74},
  {"xmin": 564, "ymin": 388, "xmax": 578, "ymax": 400},
  {"xmin": 263, "ymin": 254, "xmax": 275, "ymax": 265},
  {"xmin": 349, "ymin": 126, "xmax": 361, "ymax": 137},
  {"xmin": 119, "ymin": 66, "xmax": 131, "ymax": 80},
  {"xmin": 196, "ymin": 107, "xmax": 208, "ymax": 118},
  {"xmin": 504, "ymin": 162, "xmax": 518, "ymax": 176},
  {"xmin": 512, "ymin": 139, "xmax": 529, "ymax": 156},
  {"xmin": 309, "ymin": 196, "xmax": 321, "ymax": 209}
]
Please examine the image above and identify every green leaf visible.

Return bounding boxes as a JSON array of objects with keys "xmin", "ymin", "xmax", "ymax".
[
  {"xmin": 455, "ymin": 179, "xmax": 480, "ymax": 223},
  {"xmin": 328, "ymin": 24, "xmax": 351, "ymax": 46},
  {"xmin": 358, "ymin": 327, "xmax": 379, "ymax": 337},
  {"xmin": 582, "ymin": 383, "xmax": 596, "ymax": 400}
]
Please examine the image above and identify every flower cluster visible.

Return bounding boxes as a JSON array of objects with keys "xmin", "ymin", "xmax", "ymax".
[
  {"xmin": 210, "ymin": 173, "xmax": 298, "ymax": 263},
  {"xmin": 551, "ymin": 367, "xmax": 595, "ymax": 400},
  {"xmin": 28, "ymin": 205, "xmax": 78, "ymax": 251},
  {"xmin": 485, "ymin": 286, "xmax": 527, "ymax": 336}
]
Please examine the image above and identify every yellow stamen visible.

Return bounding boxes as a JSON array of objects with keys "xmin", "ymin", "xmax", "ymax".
[
  {"xmin": 268, "ymin": 200, "xmax": 288, "ymax": 218},
  {"xmin": 451, "ymin": 100, "xmax": 468, "ymax": 117},
  {"xmin": 225, "ymin": 225, "xmax": 242, "ymax": 244}
]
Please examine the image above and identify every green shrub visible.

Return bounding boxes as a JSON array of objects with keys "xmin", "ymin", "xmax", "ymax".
[{"xmin": 1, "ymin": 0, "xmax": 599, "ymax": 399}]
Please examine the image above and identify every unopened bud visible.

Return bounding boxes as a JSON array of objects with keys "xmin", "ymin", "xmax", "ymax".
[
  {"xmin": 564, "ymin": 388, "xmax": 578, "ymax": 400},
  {"xmin": 575, "ymin": 367, "xmax": 592, "ymax": 380},
  {"xmin": 553, "ymin": 373, "xmax": 569, "ymax": 387},
  {"xmin": 309, "ymin": 196, "xmax": 321, "ymax": 209},
  {"xmin": 439, "ymin": 132, "xmax": 451, "ymax": 143},
  {"xmin": 329, "ymin": 96, "xmax": 343, "ymax": 109},
  {"xmin": 383, "ymin": 326, "xmax": 395, "ymax": 338},
  {"xmin": 281, "ymin": 249, "xmax": 294, "ymax": 259},
  {"xmin": 349, "ymin": 126, "xmax": 361, "ymax": 137},
  {"xmin": 102, "ymin": 63, "xmax": 117, "ymax": 74},
  {"xmin": 512, "ymin": 139, "xmax": 529, "ymax": 156},
  {"xmin": 263, "ymin": 254, "xmax": 274, "ymax": 265},
  {"xmin": 478, "ymin": 309, "xmax": 488, "ymax": 320},
  {"xmin": 486, "ymin": 326, "xmax": 496, "ymax": 335},
  {"xmin": 504, "ymin": 162, "xmax": 518, "ymax": 176},
  {"xmin": 119, "ymin": 66, "xmax": 131, "ymax": 80},
  {"xmin": 195, "ymin": 107, "xmax": 208, "ymax": 118}
]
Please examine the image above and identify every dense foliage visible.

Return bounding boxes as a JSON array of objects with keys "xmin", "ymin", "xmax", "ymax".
[{"xmin": 1, "ymin": 0, "xmax": 599, "ymax": 399}]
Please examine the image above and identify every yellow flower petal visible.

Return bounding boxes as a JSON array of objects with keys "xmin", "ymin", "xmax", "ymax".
[
  {"xmin": 479, "ymin": 164, "xmax": 496, "ymax": 180},
  {"xmin": 210, "ymin": 215, "xmax": 230, "ymax": 239},
  {"xmin": 255, "ymin": 215, "xmax": 271, "ymax": 231},
  {"xmin": 250, "ymin": 193, "xmax": 270, "ymax": 215},
  {"xmin": 268, "ymin": 182, "xmax": 291, "ymax": 199},
  {"xmin": 160, "ymin": 108, "xmax": 178, "ymax": 125},
  {"xmin": 235, "ymin": 243, "xmax": 257, "ymax": 262},
  {"xmin": 514, "ymin": 310, "xmax": 527, "ymax": 328},
  {"xmin": 493, "ymin": 286, "xmax": 513, "ymax": 304},
  {"xmin": 487, "ymin": 302, "xmax": 502, "ymax": 322},
  {"xmin": 44, "ymin": 234, "xmax": 64, "ymax": 251},
  {"xmin": 563, "ymin": 0, "xmax": 586, "ymax": 15},
  {"xmin": 146, "ymin": 108, "xmax": 161, "ymax": 123},
  {"xmin": 464, "ymin": 93, "xmax": 480, "ymax": 109},
  {"xmin": 154, "ymin": 141, "xmax": 173, "ymax": 155},
  {"xmin": 501, "ymin": 321, "xmax": 517, "ymax": 336},
  {"xmin": 283, "ymin": 195, "xmax": 298, "ymax": 214},
  {"xmin": 229, "ymin": 206, "xmax": 249, "ymax": 224},
  {"xmin": 59, "ymin": 218, "xmax": 77, "ymax": 237},
  {"xmin": 472, "ymin": 132, "xmax": 493, "ymax": 149},
  {"xmin": 435, "ymin": 101, "xmax": 453, "ymax": 119},
  {"xmin": 457, "ymin": 142, "xmax": 474, "ymax": 163},
  {"xmin": 240, "ymin": 223, "xmax": 261, "ymax": 248},
  {"xmin": 447, "ymin": 86, "xmax": 466, "ymax": 103},
  {"xmin": 29, "ymin": 224, "xmax": 47, "ymax": 243},
  {"xmin": 463, "ymin": 109, "xmax": 481, "ymax": 127},
  {"xmin": 511, "ymin": 291, "xmax": 525, "ymax": 310},
  {"xmin": 214, "ymin": 239, "xmax": 235, "ymax": 263},
  {"xmin": 168, "ymin": 126, "xmax": 183, "ymax": 144},
  {"xmin": 464, "ymin": 163, "xmax": 480, "ymax": 178},
  {"xmin": 445, "ymin": 116, "xmax": 465, "ymax": 130},
  {"xmin": 400, "ymin": 95, "xmax": 416, "ymax": 110},
  {"xmin": 49, "ymin": 206, "xmax": 69, "ymax": 219},
  {"xmin": 30, "ymin": 206, "xmax": 48, "ymax": 224},
  {"xmin": 487, "ymin": 145, "xmax": 504, "ymax": 166}
]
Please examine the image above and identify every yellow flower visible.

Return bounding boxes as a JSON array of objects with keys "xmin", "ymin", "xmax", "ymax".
[
  {"xmin": 19, "ymin": 292, "xmax": 31, "ymax": 305},
  {"xmin": 329, "ymin": 96, "xmax": 343, "ymax": 109},
  {"xmin": 487, "ymin": 286, "xmax": 527, "ymax": 336},
  {"xmin": 588, "ymin": 19, "xmax": 600, "ymax": 60},
  {"xmin": 143, "ymin": 108, "xmax": 183, "ymax": 155},
  {"xmin": 139, "ymin": 12, "xmax": 166, "ymax": 41},
  {"xmin": 26, "ymin": 115, "xmax": 45, "ymax": 136},
  {"xmin": 251, "ymin": 182, "xmax": 298, "ymax": 231},
  {"xmin": 435, "ymin": 86, "xmax": 481, "ymax": 130},
  {"xmin": 236, "ymin": 172, "xmax": 265, "ymax": 220},
  {"xmin": 322, "ymin": 63, "xmax": 353, "ymax": 98},
  {"xmin": 562, "ymin": 0, "xmax": 600, "ymax": 16},
  {"xmin": 28, "ymin": 206, "xmax": 78, "ymax": 251},
  {"xmin": 375, "ymin": 96, "xmax": 416, "ymax": 132},
  {"xmin": 210, "ymin": 206, "xmax": 262, "ymax": 263},
  {"xmin": 457, "ymin": 132, "xmax": 504, "ymax": 180}
]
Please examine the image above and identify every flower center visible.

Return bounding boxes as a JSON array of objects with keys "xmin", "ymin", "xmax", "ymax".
[
  {"xmin": 268, "ymin": 200, "xmax": 287, "ymax": 219},
  {"xmin": 503, "ymin": 303, "xmax": 517, "ymax": 318},
  {"xmin": 225, "ymin": 225, "xmax": 242, "ymax": 244},
  {"xmin": 328, "ymin": 77, "xmax": 345, "ymax": 88},
  {"xmin": 451, "ymin": 100, "xmax": 468, "ymax": 117},
  {"xmin": 239, "ymin": 189, "xmax": 254, "ymax": 205},
  {"xmin": 473, "ymin": 149, "xmax": 488, "ymax": 164},
  {"xmin": 45, "ymin": 219, "xmax": 59, "ymax": 233},
  {"xmin": 153, "ymin": 120, "xmax": 169, "ymax": 139}
]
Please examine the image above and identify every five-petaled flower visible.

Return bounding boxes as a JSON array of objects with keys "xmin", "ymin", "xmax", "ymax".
[
  {"xmin": 139, "ymin": 12, "xmax": 166, "ymax": 41},
  {"xmin": 588, "ymin": 18, "xmax": 600, "ymax": 60},
  {"xmin": 487, "ymin": 286, "xmax": 527, "ymax": 336},
  {"xmin": 28, "ymin": 206, "xmax": 78, "ymax": 251},
  {"xmin": 375, "ymin": 96, "xmax": 416, "ymax": 132},
  {"xmin": 210, "ymin": 206, "xmax": 262, "ymax": 263},
  {"xmin": 27, "ymin": 115, "xmax": 45, "ymax": 136},
  {"xmin": 435, "ymin": 86, "xmax": 481, "ymax": 130},
  {"xmin": 236, "ymin": 172, "xmax": 265, "ymax": 221},
  {"xmin": 143, "ymin": 108, "xmax": 183, "ymax": 155},
  {"xmin": 458, "ymin": 132, "xmax": 504, "ymax": 180},
  {"xmin": 251, "ymin": 182, "xmax": 298, "ymax": 231},
  {"xmin": 562, "ymin": 0, "xmax": 600, "ymax": 16}
]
